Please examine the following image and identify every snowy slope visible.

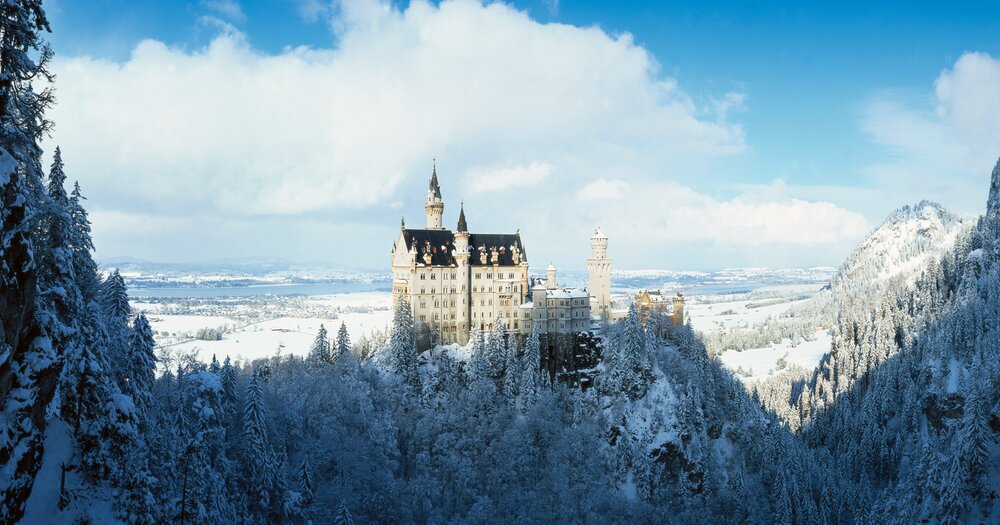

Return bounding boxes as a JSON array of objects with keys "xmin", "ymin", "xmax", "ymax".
[{"xmin": 833, "ymin": 201, "xmax": 966, "ymax": 290}]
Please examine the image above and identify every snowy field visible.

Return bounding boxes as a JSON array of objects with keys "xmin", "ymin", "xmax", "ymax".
[
  {"xmin": 685, "ymin": 284, "xmax": 833, "ymax": 381},
  {"xmin": 718, "ymin": 330, "xmax": 832, "ymax": 381},
  {"xmin": 133, "ymin": 291, "xmax": 393, "ymax": 364}
]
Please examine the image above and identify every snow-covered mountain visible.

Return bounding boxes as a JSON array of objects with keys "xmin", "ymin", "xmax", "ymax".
[{"xmin": 832, "ymin": 200, "xmax": 967, "ymax": 291}]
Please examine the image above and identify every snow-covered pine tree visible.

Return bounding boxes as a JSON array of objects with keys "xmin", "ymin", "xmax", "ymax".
[
  {"xmin": 389, "ymin": 298, "xmax": 421, "ymax": 391},
  {"xmin": 334, "ymin": 500, "xmax": 355, "ymax": 525},
  {"xmin": 468, "ymin": 326, "xmax": 487, "ymax": 380},
  {"xmin": 309, "ymin": 323, "xmax": 331, "ymax": 364},
  {"xmin": 103, "ymin": 268, "xmax": 131, "ymax": 324},
  {"xmin": 518, "ymin": 325, "xmax": 542, "ymax": 413},
  {"xmin": 221, "ymin": 357, "xmax": 238, "ymax": 407},
  {"xmin": 67, "ymin": 181, "xmax": 100, "ymax": 302},
  {"xmin": 336, "ymin": 321, "xmax": 351, "ymax": 361},
  {"xmin": 299, "ymin": 460, "xmax": 314, "ymax": 508},
  {"xmin": 126, "ymin": 313, "xmax": 157, "ymax": 429},
  {"xmin": 243, "ymin": 370, "xmax": 272, "ymax": 520},
  {"xmin": 101, "ymin": 268, "xmax": 133, "ymax": 385},
  {"xmin": 502, "ymin": 336, "xmax": 520, "ymax": 405},
  {"xmin": 486, "ymin": 318, "xmax": 507, "ymax": 382}
]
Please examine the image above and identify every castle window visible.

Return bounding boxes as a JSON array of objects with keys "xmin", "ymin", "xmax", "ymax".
[
  {"xmin": 434, "ymin": 313, "xmax": 440, "ymax": 320},
  {"xmin": 431, "ymin": 288, "xmax": 435, "ymax": 294},
  {"xmin": 475, "ymin": 273, "xmax": 481, "ymax": 280},
  {"xmin": 431, "ymin": 273, "xmax": 436, "ymax": 280},
  {"xmin": 451, "ymin": 273, "xmax": 457, "ymax": 279},
  {"xmin": 487, "ymin": 273, "xmax": 493, "ymax": 279},
  {"xmin": 420, "ymin": 288, "xmax": 425, "ymax": 294},
  {"xmin": 509, "ymin": 273, "xmax": 514, "ymax": 279},
  {"xmin": 420, "ymin": 315, "xmax": 426, "ymax": 321},
  {"xmin": 420, "ymin": 274, "xmax": 426, "ymax": 280},
  {"xmin": 489, "ymin": 299, "xmax": 493, "ymax": 306},
  {"xmin": 434, "ymin": 300, "xmax": 440, "ymax": 307}
]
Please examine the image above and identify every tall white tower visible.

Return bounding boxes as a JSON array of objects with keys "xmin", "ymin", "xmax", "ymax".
[
  {"xmin": 424, "ymin": 162, "xmax": 444, "ymax": 229},
  {"xmin": 587, "ymin": 227, "xmax": 611, "ymax": 319}
]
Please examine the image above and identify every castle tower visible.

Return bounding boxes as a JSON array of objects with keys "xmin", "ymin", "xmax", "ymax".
[
  {"xmin": 587, "ymin": 227, "xmax": 612, "ymax": 320},
  {"xmin": 425, "ymin": 162, "xmax": 444, "ymax": 229},
  {"xmin": 455, "ymin": 202, "xmax": 471, "ymax": 344},
  {"xmin": 672, "ymin": 293, "xmax": 685, "ymax": 326},
  {"xmin": 546, "ymin": 263, "xmax": 558, "ymax": 290}
]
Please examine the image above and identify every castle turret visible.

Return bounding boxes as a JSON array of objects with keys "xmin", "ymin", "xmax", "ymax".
[
  {"xmin": 425, "ymin": 162, "xmax": 444, "ymax": 229},
  {"xmin": 454, "ymin": 202, "xmax": 471, "ymax": 343},
  {"xmin": 672, "ymin": 293, "xmax": 685, "ymax": 326},
  {"xmin": 587, "ymin": 227, "xmax": 612, "ymax": 320},
  {"xmin": 546, "ymin": 263, "xmax": 558, "ymax": 290}
]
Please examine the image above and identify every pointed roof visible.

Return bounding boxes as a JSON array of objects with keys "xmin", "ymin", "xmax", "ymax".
[
  {"xmin": 429, "ymin": 160, "xmax": 442, "ymax": 199},
  {"xmin": 457, "ymin": 201, "xmax": 468, "ymax": 232}
]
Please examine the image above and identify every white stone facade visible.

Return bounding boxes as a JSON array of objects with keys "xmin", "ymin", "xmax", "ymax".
[{"xmin": 391, "ymin": 166, "xmax": 606, "ymax": 346}]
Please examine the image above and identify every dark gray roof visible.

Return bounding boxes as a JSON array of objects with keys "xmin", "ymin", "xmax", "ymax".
[
  {"xmin": 401, "ymin": 228, "xmax": 526, "ymax": 267},
  {"xmin": 457, "ymin": 203, "xmax": 468, "ymax": 232},
  {"xmin": 429, "ymin": 165, "xmax": 442, "ymax": 199}
]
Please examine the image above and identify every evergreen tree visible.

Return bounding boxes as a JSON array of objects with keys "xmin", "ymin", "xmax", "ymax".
[
  {"xmin": 221, "ymin": 357, "xmax": 238, "ymax": 408},
  {"xmin": 336, "ymin": 321, "xmax": 351, "ymax": 361},
  {"xmin": 389, "ymin": 298, "xmax": 421, "ymax": 391},
  {"xmin": 518, "ymin": 325, "xmax": 542, "ymax": 413},
  {"xmin": 243, "ymin": 370, "xmax": 271, "ymax": 519},
  {"xmin": 126, "ymin": 313, "xmax": 157, "ymax": 429},
  {"xmin": 299, "ymin": 460, "xmax": 314, "ymax": 508},
  {"xmin": 502, "ymin": 338, "xmax": 520, "ymax": 405},
  {"xmin": 334, "ymin": 500, "xmax": 355, "ymax": 525},
  {"xmin": 309, "ymin": 323, "xmax": 331, "ymax": 364},
  {"xmin": 67, "ymin": 181, "xmax": 99, "ymax": 302}
]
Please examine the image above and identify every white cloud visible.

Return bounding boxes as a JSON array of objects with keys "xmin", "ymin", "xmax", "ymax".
[
  {"xmin": 861, "ymin": 52, "xmax": 1000, "ymax": 216},
  {"xmin": 51, "ymin": 0, "xmax": 743, "ymax": 223},
  {"xmin": 51, "ymin": 0, "xmax": 880, "ymax": 269},
  {"xmin": 463, "ymin": 162, "xmax": 552, "ymax": 193},
  {"xmin": 571, "ymin": 180, "xmax": 870, "ymax": 247}
]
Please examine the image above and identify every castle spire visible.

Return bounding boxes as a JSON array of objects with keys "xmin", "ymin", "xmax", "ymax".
[
  {"xmin": 425, "ymin": 159, "xmax": 445, "ymax": 229},
  {"xmin": 429, "ymin": 159, "xmax": 441, "ymax": 199},
  {"xmin": 457, "ymin": 201, "xmax": 468, "ymax": 232}
]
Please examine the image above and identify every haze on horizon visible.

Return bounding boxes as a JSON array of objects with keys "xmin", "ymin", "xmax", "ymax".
[{"xmin": 45, "ymin": 0, "xmax": 1000, "ymax": 271}]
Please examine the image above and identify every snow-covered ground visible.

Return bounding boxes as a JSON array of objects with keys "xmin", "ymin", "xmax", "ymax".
[
  {"xmin": 718, "ymin": 330, "xmax": 832, "ymax": 381},
  {"xmin": 686, "ymin": 284, "xmax": 833, "ymax": 381},
  {"xmin": 135, "ymin": 291, "xmax": 393, "ymax": 364}
]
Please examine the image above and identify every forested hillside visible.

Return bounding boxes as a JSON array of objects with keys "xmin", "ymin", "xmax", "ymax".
[{"xmin": 1, "ymin": 2, "xmax": 998, "ymax": 523}]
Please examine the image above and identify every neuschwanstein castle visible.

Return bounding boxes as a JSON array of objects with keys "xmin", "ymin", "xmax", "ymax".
[{"xmin": 390, "ymin": 165, "xmax": 617, "ymax": 347}]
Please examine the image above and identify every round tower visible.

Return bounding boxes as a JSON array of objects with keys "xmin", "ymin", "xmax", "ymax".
[
  {"xmin": 425, "ymin": 162, "xmax": 444, "ymax": 229},
  {"xmin": 586, "ymin": 227, "xmax": 612, "ymax": 320},
  {"xmin": 455, "ymin": 203, "xmax": 471, "ymax": 343},
  {"xmin": 546, "ymin": 263, "xmax": 558, "ymax": 290}
]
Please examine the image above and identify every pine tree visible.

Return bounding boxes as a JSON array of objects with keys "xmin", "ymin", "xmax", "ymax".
[
  {"xmin": 389, "ymin": 298, "xmax": 421, "ymax": 391},
  {"xmin": 502, "ymin": 351, "xmax": 520, "ymax": 406},
  {"xmin": 221, "ymin": 357, "xmax": 237, "ymax": 407},
  {"xmin": 518, "ymin": 325, "xmax": 542, "ymax": 413},
  {"xmin": 243, "ymin": 370, "xmax": 271, "ymax": 519},
  {"xmin": 126, "ymin": 313, "xmax": 157, "ymax": 429},
  {"xmin": 299, "ymin": 460, "xmax": 314, "ymax": 507},
  {"xmin": 336, "ymin": 321, "xmax": 351, "ymax": 361},
  {"xmin": 67, "ymin": 181, "xmax": 99, "ymax": 302},
  {"xmin": 486, "ymin": 319, "xmax": 507, "ymax": 382},
  {"xmin": 334, "ymin": 500, "xmax": 355, "ymax": 525},
  {"xmin": 959, "ymin": 380, "xmax": 989, "ymax": 493},
  {"xmin": 309, "ymin": 323, "xmax": 331, "ymax": 363}
]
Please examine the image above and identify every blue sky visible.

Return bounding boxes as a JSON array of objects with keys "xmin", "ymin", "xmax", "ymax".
[{"xmin": 44, "ymin": 1, "xmax": 1000, "ymax": 270}]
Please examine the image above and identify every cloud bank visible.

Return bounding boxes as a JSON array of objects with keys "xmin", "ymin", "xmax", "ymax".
[{"xmin": 49, "ymin": 0, "xmax": 871, "ymax": 268}]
